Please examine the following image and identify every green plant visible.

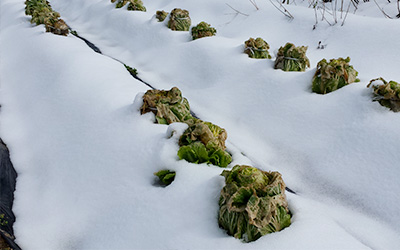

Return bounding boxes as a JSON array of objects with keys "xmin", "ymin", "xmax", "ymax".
[
  {"xmin": 191, "ymin": 22, "xmax": 217, "ymax": 40},
  {"xmin": 244, "ymin": 37, "xmax": 272, "ymax": 59},
  {"xmin": 274, "ymin": 42, "xmax": 310, "ymax": 71},
  {"xmin": 127, "ymin": 0, "xmax": 146, "ymax": 11},
  {"xmin": 0, "ymin": 214, "xmax": 8, "ymax": 227},
  {"xmin": 367, "ymin": 77, "xmax": 400, "ymax": 112},
  {"xmin": 156, "ymin": 10, "xmax": 168, "ymax": 22},
  {"xmin": 218, "ymin": 165, "xmax": 291, "ymax": 242},
  {"xmin": 115, "ymin": 0, "xmax": 129, "ymax": 8},
  {"xmin": 154, "ymin": 169, "xmax": 176, "ymax": 186},
  {"xmin": 312, "ymin": 57, "xmax": 359, "ymax": 94},
  {"xmin": 168, "ymin": 8, "xmax": 191, "ymax": 31},
  {"xmin": 124, "ymin": 64, "xmax": 138, "ymax": 76},
  {"xmin": 140, "ymin": 87, "xmax": 195, "ymax": 125}
]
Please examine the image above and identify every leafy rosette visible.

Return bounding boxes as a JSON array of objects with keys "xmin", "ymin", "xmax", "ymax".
[
  {"xmin": 115, "ymin": 0, "xmax": 129, "ymax": 8},
  {"xmin": 191, "ymin": 22, "xmax": 217, "ymax": 40},
  {"xmin": 274, "ymin": 42, "xmax": 310, "ymax": 72},
  {"xmin": 367, "ymin": 77, "xmax": 400, "ymax": 112},
  {"xmin": 168, "ymin": 8, "xmax": 191, "ymax": 31},
  {"xmin": 218, "ymin": 165, "xmax": 291, "ymax": 242},
  {"xmin": 178, "ymin": 121, "xmax": 232, "ymax": 168},
  {"xmin": 156, "ymin": 10, "xmax": 168, "ymax": 22},
  {"xmin": 127, "ymin": 0, "xmax": 146, "ymax": 12},
  {"xmin": 244, "ymin": 37, "xmax": 272, "ymax": 59},
  {"xmin": 154, "ymin": 169, "xmax": 176, "ymax": 186},
  {"xmin": 312, "ymin": 57, "xmax": 360, "ymax": 94},
  {"xmin": 140, "ymin": 87, "xmax": 196, "ymax": 125}
]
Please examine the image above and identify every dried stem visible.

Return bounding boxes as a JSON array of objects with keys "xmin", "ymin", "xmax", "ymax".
[
  {"xmin": 249, "ymin": 0, "xmax": 260, "ymax": 10},
  {"xmin": 225, "ymin": 3, "xmax": 249, "ymax": 16}
]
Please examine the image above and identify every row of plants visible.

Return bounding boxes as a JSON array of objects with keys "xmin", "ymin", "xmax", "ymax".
[
  {"xmin": 24, "ymin": 0, "xmax": 69, "ymax": 36},
  {"xmin": 139, "ymin": 87, "xmax": 292, "ymax": 242}
]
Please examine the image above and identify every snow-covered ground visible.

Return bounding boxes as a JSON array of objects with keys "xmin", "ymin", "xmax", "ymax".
[{"xmin": 1, "ymin": 0, "xmax": 400, "ymax": 249}]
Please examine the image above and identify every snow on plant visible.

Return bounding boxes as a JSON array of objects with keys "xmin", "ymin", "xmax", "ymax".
[
  {"xmin": 218, "ymin": 165, "xmax": 291, "ymax": 242},
  {"xmin": 244, "ymin": 37, "xmax": 272, "ymax": 59},
  {"xmin": 274, "ymin": 42, "xmax": 310, "ymax": 72},
  {"xmin": 191, "ymin": 22, "xmax": 217, "ymax": 40},
  {"xmin": 367, "ymin": 77, "xmax": 400, "ymax": 112},
  {"xmin": 115, "ymin": 0, "xmax": 129, "ymax": 8},
  {"xmin": 178, "ymin": 121, "xmax": 232, "ymax": 168},
  {"xmin": 154, "ymin": 169, "xmax": 176, "ymax": 186},
  {"xmin": 24, "ymin": 0, "xmax": 69, "ymax": 36},
  {"xmin": 156, "ymin": 10, "xmax": 168, "ymax": 22},
  {"xmin": 127, "ymin": 0, "xmax": 146, "ymax": 12},
  {"xmin": 168, "ymin": 8, "xmax": 191, "ymax": 31},
  {"xmin": 140, "ymin": 87, "xmax": 195, "ymax": 125},
  {"xmin": 312, "ymin": 57, "xmax": 359, "ymax": 94}
]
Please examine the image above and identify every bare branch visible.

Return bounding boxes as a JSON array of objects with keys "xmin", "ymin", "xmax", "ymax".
[
  {"xmin": 249, "ymin": 0, "xmax": 259, "ymax": 10},
  {"xmin": 225, "ymin": 3, "xmax": 249, "ymax": 16}
]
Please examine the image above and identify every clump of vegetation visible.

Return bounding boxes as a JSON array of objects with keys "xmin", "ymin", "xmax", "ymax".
[
  {"xmin": 168, "ymin": 8, "xmax": 191, "ymax": 31},
  {"xmin": 156, "ymin": 10, "xmax": 168, "ymax": 22},
  {"xmin": 178, "ymin": 120, "xmax": 232, "ymax": 168},
  {"xmin": 244, "ymin": 37, "xmax": 272, "ymax": 59},
  {"xmin": 0, "ymin": 214, "xmax": 8, "ymax": 227},
  {"xmin": 24, "ymin": 0, "xmax": 69, "ymax": 36},
  {"xmin": 191, "ymin": 22, "xmax": 217, "ymax": 40},
  {"xmin": 127, "ymin": 0, "xmax": 146, "ymax": 12},
  {"xmin": 115, "ymin": 0, "xmax": 129, "ymax": 8},
  {"xmin": 154, "ymin": 169, "xmax": 176, "ymax": 186},
  {"xmin": 218, "ymin": 165, "xmax": 291, "ymax": 242},
  {"xmin": 140, "ymin": 87, "xmax": 195, "ymax": 125},
  {"xmin": 312, "ymin": 57, "xmax": 360, "ymax": 94},
  {"xmin": 367, "ymin": 77, "xmax": 400, "ymax": 112},
  {"xmin": 124, "ymin": 64, "xmax": 138, "ymax": 76},
  {"xmin": 274, "ymin": 42, "xmax": 310, "ymax": 71}
]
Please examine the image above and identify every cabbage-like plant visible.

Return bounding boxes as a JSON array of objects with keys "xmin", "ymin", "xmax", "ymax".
[
  {"xmin": 191, "ymin": 22, "xmax": 217, "ymax": 40},
  {"xmin": 156, "ymin": 10, "xmax": 168, "ymax": 22},
  {"xmin": 168, "ymin": 8, "xmax": 191, "ymax": 31},
  {"xmin": 367, "ymin": 77, "xmax": 400, "ymax": 112},
  {"xmin": 244, "ymin": 37, "xmax": 272, "ymax": 59},
  {"xmin": 140, "ymin": 87, "xmax": 195, "ymax": 124},
  {"xmin": 115, "ymin": 0, "xmax": 129, "ymax": 8},
  {"xmin": 312, "ymin": 57, "xmax": 359, "ymax": 94},
  {"xmin": 178, "ymin": 121, "xmax": 231, "ymax": 168},
  {"xmin": 274, "ymin": 43, "xmax": 310, "ymax": 71},
  {"xmin": 45, "ymin": 19, "xmax": 69, "ymax": 36},
  {"xmin": 127, "ymin": 0, "xmax": 146, "ymax": 11},
  {"xmin": 154, "ymin": 169, "xmax": 176, "ymax": 186},
  {"xmin": 218, "ymin": 165, "xmax": 291, "ymax": 242}
]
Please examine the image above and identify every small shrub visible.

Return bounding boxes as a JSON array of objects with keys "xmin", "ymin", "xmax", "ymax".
[
  {"xmin": 191, "ymin": 22, "xmax": 216, "ymax": 40},
  {"xmin": 140, "ymin": 87, "xmax": 195, "ymax": 125},
  {"xmin": 367, "ymin": 77, "xmax": 400, "ymax": 112},
  {"xmin": 156, "ymin": 10, "xmax": 168, "ymax": 22},
  {"xmin": 154, "ymin": 169, "xmax": 176, "ymax": 186},
  {"xmin": 274, "ymin": 42, "xmax": 310, "ymax": 72},
  {"xmin": 244, "ymin": 37, "xmax": 272, "ymax": 59},
  {"xmin": 218, "ymin": 165, "xmax": 291, "ymax": 242},
  {"xmin": 168, "ymin": 8, "xmax": 191, "ymax": 31},
  {"xmin": 312, "ymin": 57, "xmax": 359, "ymax": 94},
  {"xmin": 127, "ymin": 0, "xmax": 146, "ymax": 12},
  {"xmin": 124, "ymin": 64, "xmax": 138, "ymax": 76}
]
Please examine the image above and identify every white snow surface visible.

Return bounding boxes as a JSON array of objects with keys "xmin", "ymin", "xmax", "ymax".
[{"xmin": 1, "ymin": 0, "xmax": 400, "ymax": 249}]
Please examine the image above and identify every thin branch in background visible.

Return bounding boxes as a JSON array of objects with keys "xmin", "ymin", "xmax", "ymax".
[
  {"xmin": 397, "ymin": 0, "xmax": 400, "ymax": 17},
  {"xmin": 373, "ymin": 0, "xmax": 394, "ymax": 18},
  {"xmin": 341, "ymin": 1, "xmax": 352, "ymax": 26},
  {"xmin": 249, "ymin": 0, "xmax": 259, "ymax": 10},
  {"xmin": 313, "ymin": 6, "xmax": 319, "ymax": 29},
  {"xmin": 269, "ymin": 0, "xmax": 294, "ymax": 18},
  {"xmin": 225, "ymin": 3, "xmax": 249, "ymax": 16}
]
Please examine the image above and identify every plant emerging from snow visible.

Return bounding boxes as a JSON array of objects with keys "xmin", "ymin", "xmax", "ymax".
[
  {"xmin": 191, "ymin": 22, "xmax": 217, "ymax": 40},
  {"xmin": 218, "ymin": 165, "xmax": 291, "ymax": 242},
  {"xmin": 168, "ymin": 8, "xmax": 191, "ymax": 31},
  {"xmin": 274, "ymin": 43, "xmax": 310, "ymax": 72},
  {"xmin": 367, "ymin": 77, "xmax": 400, "ymax": 112},
  {"xmin": 156, "ymin": 10, "xmax": 169, "ymax": 22},
  {"xmin": 312, "ymin": 57, "xmax": 359, "ymax": 94},
  {"xmin": 244, "ymin": 37, "xmax": 272, "ymax": 59},
  {"xmin": 154, "ymin": 169, "xmax": 176, "ymax": 186}
]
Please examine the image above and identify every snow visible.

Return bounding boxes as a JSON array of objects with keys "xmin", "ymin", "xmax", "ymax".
[{"xmin": 1, "ymin": 0, "xmax": 400, "ymax": 249}]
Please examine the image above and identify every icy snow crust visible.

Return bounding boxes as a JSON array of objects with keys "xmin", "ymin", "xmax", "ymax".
[{"xmin": 1, "ymin": 0, "xmax": 400, "ymax": 249}]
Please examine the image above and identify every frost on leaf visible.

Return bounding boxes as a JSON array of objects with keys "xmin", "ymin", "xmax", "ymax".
[
  {"xmin": 367, "ymin": 77, "xmax": 400, "ymax": 112},
  {"xmin": 168, "ymin": 8, "xmax": 191, "ymax": 31},
  {"xmin": 156, "ymin": 10, "xmax": 168, "ymax": 22},
  {"xmin": 191, "ymin": 22, "xmax": 217, "ymax": 40},
  {"xmin": 218, "ymin": 165, "xmax": 291, "ymax": 242},
  {"xmin": 154, "ymin": 169, "xmax": 176, "ymax": 186},
  {"xmin": 312, "ymin": 57, "xmax": 359, "ymax": 94},
  {"xmin": 140, "ymin": 87, "xmax": 195, "ymax": 125},
  {"xmin": 274, "ymin": 42, "xmax": 310, "ymax": 72},
  {"xmin": 177, "ymin": 120, "xmax": 232, "ymax": 168},
  {"xmin": 244, "ymin": 38, "xmax": 272, "ymax": 59}
]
